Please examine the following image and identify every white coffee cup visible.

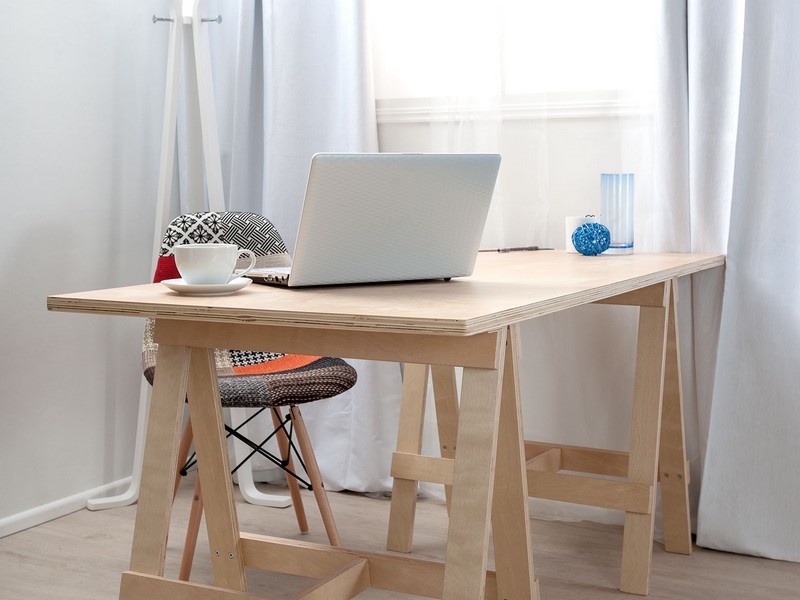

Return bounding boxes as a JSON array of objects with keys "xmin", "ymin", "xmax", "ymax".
[{"xmin": 173, "ymin": 244, "xmax": 256, "ymax": 285}]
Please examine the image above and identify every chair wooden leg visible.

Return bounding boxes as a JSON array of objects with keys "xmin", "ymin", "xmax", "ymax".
[
  {"xmin": 179, "ymin": 476, "xmax": 204, "ymax": 581},
  {"xmin": 176, "ymin": 405, "xmax": 338, "ymax": 582},
  {"xmin": 290, "ymin": 406, "xmax": 341, "ymax": 547},
  {"xmin": 174, "ymin": 413, "xmax": 202, "ymax": 581},
  {"xmin": 272, "ymin": 407, "xmax": 309, "ymax": 534}
]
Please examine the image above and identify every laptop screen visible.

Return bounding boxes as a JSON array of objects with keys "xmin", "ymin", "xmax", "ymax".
[{"xmin": 287, "ymin": 153, "xmax": 501, "ymax": 287}]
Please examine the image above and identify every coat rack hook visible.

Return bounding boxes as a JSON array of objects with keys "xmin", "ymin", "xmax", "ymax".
[
  {"xmin": 201, "ymin": 15, "xmax": 222, "ymax": 24},
  {"xmin": 152, "ymin": 15, "xmax": 175, "ymax": 24}
]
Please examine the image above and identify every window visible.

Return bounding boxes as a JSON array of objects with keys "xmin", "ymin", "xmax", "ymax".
[
  {"xmin": 367, "ymin": 0, "xmax": 658, "ymax": 250},
  {"xmin": 367, "ymin": 0, "xmax": 657, "ymax": 120}
]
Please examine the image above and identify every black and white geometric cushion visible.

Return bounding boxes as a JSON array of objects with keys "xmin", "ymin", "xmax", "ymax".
[{"xmin": 159, "ymin": 211, "xmax": 287, "ymax": 257}]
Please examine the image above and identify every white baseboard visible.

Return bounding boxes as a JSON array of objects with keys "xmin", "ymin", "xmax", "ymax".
[{"xmin": 0, "ymin": 477, "xmax": 133, "ymax": 539}]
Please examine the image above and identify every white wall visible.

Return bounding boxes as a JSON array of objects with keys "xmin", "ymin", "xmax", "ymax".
[{"xmin": 0, "ymin": 2, "xmax": 168, "ymax": 531}]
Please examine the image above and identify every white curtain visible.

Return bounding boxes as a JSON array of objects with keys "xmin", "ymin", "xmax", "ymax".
[
  {"xmin": 657, "ymin": 0, "xmax": 800, "ymax": 561},
  {"xmin": 373, "ymin": 1, "xmax": 800, "ymax": 555},
  {"xmin": 371, "ymin": 0, "xmax": 660, "ymax": 520},
  {"xmin": 177, "ymin": 0, "xmax": 800, "ymax": 559},
  {"xmin": 179, "ymin": 0, "xmax": 403, "ymax": 493}
]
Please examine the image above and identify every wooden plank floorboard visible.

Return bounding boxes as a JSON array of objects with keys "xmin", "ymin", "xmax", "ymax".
[{"xmin": 0, "ymin": 474, "xmax": 797, "ymax": 599}]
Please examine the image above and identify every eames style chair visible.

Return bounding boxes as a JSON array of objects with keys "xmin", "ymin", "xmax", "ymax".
[{"xmin": 142, "ymin": 211, "xmax": 357, "ymax": 579}]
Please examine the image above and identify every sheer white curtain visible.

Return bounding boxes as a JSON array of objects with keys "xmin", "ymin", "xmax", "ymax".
[
  {"xmin": 656, "ymin": 0, "xmax": 800, "ymax": 561},
  {"xmin": 370, "ymin": 0, "xmax": 662, "ymax": 521},
  {"xmin": 171, "ymin": 3, "xmax": 800, "ymax": 559},
  {"xmin": 178, "ymin": 0, "xmax": 403, "ymax": 493},
  {"xmin": 370, "ymin": 0, "xmax": 657, "ymax": 252}
]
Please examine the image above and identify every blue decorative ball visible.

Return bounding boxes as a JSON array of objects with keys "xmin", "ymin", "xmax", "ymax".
[{"xmin": 572, "ymin": 222, "xmax": 611, "ymax": 256}]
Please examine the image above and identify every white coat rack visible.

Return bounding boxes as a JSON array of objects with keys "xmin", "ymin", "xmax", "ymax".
[{"xmin": 87, "ymin": 0, "xmax": 291, "ymax": 510}]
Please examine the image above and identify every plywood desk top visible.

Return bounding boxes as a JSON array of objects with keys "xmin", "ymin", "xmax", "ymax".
[{"xmin": 47, "ymin": 251, "xmax": 724, "ymax": 336}]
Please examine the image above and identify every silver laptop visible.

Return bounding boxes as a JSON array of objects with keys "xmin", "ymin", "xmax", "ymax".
[{"xmin": 248, "ymin": 152, "xmax": 501, "ymax": 287}]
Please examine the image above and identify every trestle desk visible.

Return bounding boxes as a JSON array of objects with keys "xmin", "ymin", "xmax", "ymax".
[{"xmin": 48, "ymin": 250, "xmax": 724, "ymax": 599}]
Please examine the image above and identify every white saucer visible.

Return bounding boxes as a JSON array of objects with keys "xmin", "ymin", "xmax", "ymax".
[{"xmin": 161, "ymin": 277, "xmax": 252, "ymax": 296}]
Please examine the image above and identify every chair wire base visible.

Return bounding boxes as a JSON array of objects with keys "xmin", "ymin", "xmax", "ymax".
[{"xmin": 180, "ymin": 407, "xmax": 313, "ymax": 491}]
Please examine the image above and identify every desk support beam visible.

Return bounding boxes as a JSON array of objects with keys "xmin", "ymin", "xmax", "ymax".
[
  {"xmin": 415, "ymin": 279, "xmax": 691, "ymax": 596},
  {"xmin": 658, "ymin": 280, "xmax": 693, "ymax": 555},
  {"xmin": 129, "ymin": 344, "xmax": 190, "ymax": 576},
  {"xmin": 442, "ymin": 328, "xmax": 507, "ymax": 599},
  {"xmin": 389, "ymin": 330, "xmax": 539, "ymax": 600},
  {"xmin": 387, "ymin": 363, "xmax": 430, "ymax": 553},
  {"xmin": 186, "ymin": 348, "xmax": 247, "ymax": 591},
  {"xmin": 620, "ymin": 281, "xmax": 670, "ymax": 595},
  {"xmin": 154, "ymin": 321, "xmax": 503, "ymax": 369},
  {"xmin": 491, "ymin": 325, "xmax": 539, "ymax": 599},
  {"xmin": 431, "ymin": 364, "xmax": 459, "ymax": 511}
]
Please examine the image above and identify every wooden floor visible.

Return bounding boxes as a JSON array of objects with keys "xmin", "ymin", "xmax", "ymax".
[{"xmin": 1, "ymin": 474, "xmax": 798, "ymax": 599}]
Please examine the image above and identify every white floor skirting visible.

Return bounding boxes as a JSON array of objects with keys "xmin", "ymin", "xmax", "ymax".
[{"xmin": 0, "ymin": 477, "xmax": 132, "ymax": 538}]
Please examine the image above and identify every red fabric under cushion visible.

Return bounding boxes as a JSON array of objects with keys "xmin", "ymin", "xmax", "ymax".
[{"xmin": 153, "ymin": 255, "xmax": 180, "ymax": 283}]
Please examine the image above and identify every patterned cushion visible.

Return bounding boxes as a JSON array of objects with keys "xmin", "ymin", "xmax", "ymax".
[
  {"xmin": 158, "ymin": 211, "xmax": 287, "ymax": 257},
  {"xmin": 142, "ymin": 354, "xmax": 357, "ymax": 408},
  {"xmin": 217, "ymin": 357, "xmax": 357, "ymax": 407}
]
